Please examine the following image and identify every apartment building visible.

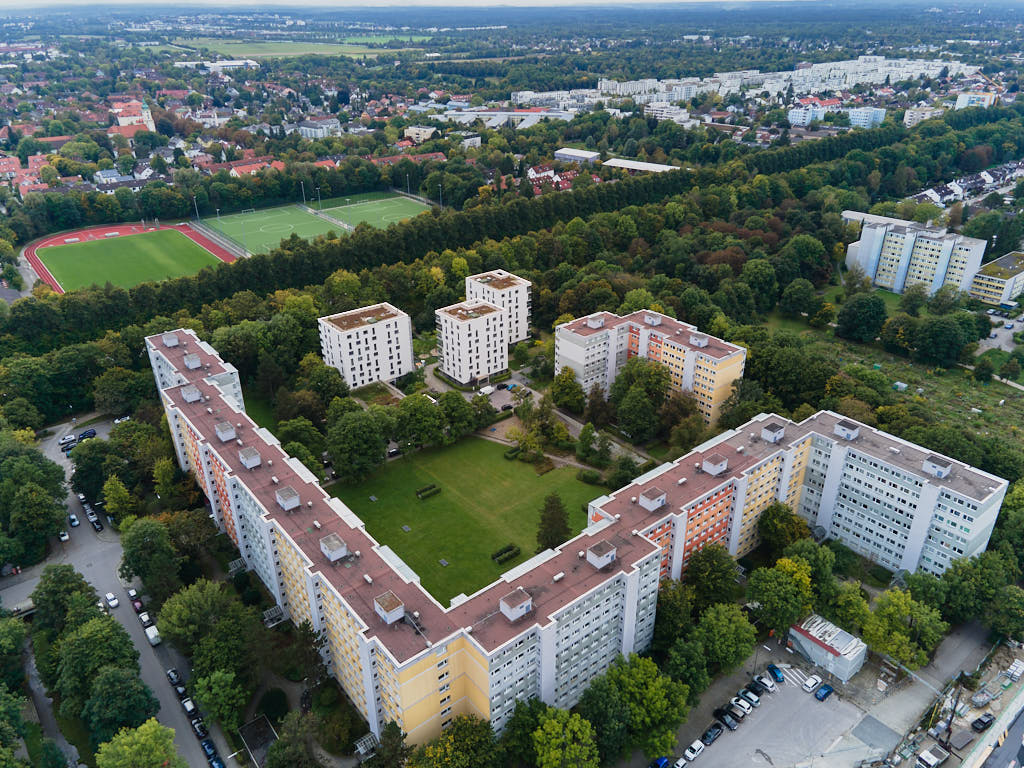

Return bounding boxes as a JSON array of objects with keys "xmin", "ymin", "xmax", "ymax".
[
  {"xmin": 843, "ymin": 211, "xmax": 986, "ymax": 295},
  {"xmin": 847, "ymin": 107, "xmax": 887, "ymax": 129},
  {"xmin": 436, "ymin": 300, "xmax": 508, "ymax": 385},
  {"xmin": 590, "ymin": 411, "xmax": 1008, "ymax": 574},
  {"xmin": 955, "ymin": 92, "xmax": 998, "ymax": 110},
  {"xmin": 904, "ymin": 107, "xmax": 945, "ymax": 127},
  {"xmin": 788, "ymin": 106, "xmax": 826, "ymax": 126},
  {"xmin": 968, "ymin": 251, "xmax": 1024, "ymax": 306},
  {"xmin": 553, "ymin": 147, "xmax": 599, "ymax": 164},
  {"xmin": 318, "ymin": 303, "xmax": 414, "ymax": 389},
  {"xmin": 465, "ymin": 270, "xmax": 532, "ymax": 345},
  {"xmin": 554, "ymin": 310, "xmax": 746, "ymax": 424},
  {"xmin": 146, "ymin": 329, "xmax": 663, "ymax": 745}
]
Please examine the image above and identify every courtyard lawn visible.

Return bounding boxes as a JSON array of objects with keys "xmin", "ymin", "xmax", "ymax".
[
  {"xmin": 328, "ymin": 438, "xmax": 596, "ymax": 603},
  {"xmin": 37, "ymin": 229, "xmax": 219, "ymax": 291},
  {"xmin": 319, "ymin": 192, "xmax": 431, "ymax": 230},
  {"xmin": 204, "ymin": 205, "xmax": 343, "ymax": 255}
]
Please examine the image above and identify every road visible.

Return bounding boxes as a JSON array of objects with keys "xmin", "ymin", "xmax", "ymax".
[{"xmin": 0, "ymin": 416, "xmax": 232, "ymax": 767}]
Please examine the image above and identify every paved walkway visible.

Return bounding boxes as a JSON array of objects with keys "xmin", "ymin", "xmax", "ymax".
[{"xmin": 24, "ymin": 640, "xmax": 83, "ymax": 767}]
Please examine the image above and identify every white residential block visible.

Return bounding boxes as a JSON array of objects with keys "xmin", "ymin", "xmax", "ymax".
[{"xmin": 318, "ymin": 303, "xmax": 413, "ymax": 388}]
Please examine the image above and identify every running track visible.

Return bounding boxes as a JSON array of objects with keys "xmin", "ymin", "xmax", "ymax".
[{"xmin": 23, "ymin": 223, "xmax": 237, "ymax": 294}]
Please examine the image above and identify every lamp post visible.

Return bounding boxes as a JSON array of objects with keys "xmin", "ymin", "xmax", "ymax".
[
  {"xmin": 216, "ymin": 208, "xmax": 220, "ymax": 221},
  {"xmin": 406, "ymin": 172, "xmax": 410, "ymax": 195},
  {"xmin": 316, "ymin": 186, "xmax": 322, "ymax": 210},
  {"xmin": 300, "ymin": 180, "xmax": 306, "ymax": 205},
  {"xmin": 438, "ymin": 183, "xmax": 442, "ymax": 208},
  {"xmin": 192, "ymin": 195, "xmax": 199, "ymax": 220}
]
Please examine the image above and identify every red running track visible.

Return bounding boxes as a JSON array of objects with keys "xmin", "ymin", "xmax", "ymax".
[{"xmin": 23, "ymin": 223, "xmax": 237, "ymax": 295}]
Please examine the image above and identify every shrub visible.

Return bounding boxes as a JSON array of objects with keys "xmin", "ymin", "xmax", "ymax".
[
  {"xmin": 415, "ymin": 483, "xmax": 437, "ymax": 495},
  {"xmin": 491, "ymin": 544, "xmax": 516, "ymax": 561},
  {"xmin": 503, "ymin": 447, "xmax": 521, "ymax": 460},
  {"xmin": 494, "ymin": 546, "xmax": 521, "ymax": 565},
  {"xmin": 577, "ymin": 469, "xmax": 603, "ymax": 485},
  {"xmin": 258, "ymin": 688, "xmax": 289, "ymax": 725},
  {"xmin": 417, "ymin": 486, "xmax": 441, "ymax": 500}
]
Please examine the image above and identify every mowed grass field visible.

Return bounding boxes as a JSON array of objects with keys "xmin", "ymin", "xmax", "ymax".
[
  {"xmin": 175, "ymin": 37, "xmax": 420, "ymax": 58},
  {"xmin": 328, "ymin": 438, "xmax": 596, "ymax": 603},
  {"xmin": 204, "ymin": 205, "xmax": 343, "ymax": 254},
  {"xmin": 320, "ymin": 192, "xmax": 431, "ymax": 229},
  {"xmin": 37, "ymin": 229, "xmax": 220, "ymax": 291}
]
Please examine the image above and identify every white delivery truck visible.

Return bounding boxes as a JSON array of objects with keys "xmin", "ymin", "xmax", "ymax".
[
  {"xmin": 916, "ymin": 745, "xmax": 949, "ymax": 768},
  {"xmin": 145, "ymin": 626, "xmax": 161, "ymax": 646},
  {"xmin": 478, "ymin": 385, "xmax": 495, "ymax": 396}
]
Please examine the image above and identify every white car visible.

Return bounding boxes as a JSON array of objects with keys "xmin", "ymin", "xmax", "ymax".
[
  {"xmin": 731, "ymin": 696, "xmax": 753, "ymax": 714},
  {"xmin": 126, "ymin": 587, "xmax": 138, "ymax": 600},
  {"xmin": 755, "ymin": 674, "xmax": 776, "ymax": 693},
  {"xmin": 803, "ymin": 674, "xmax": 822, "ymax": 693},
  {"xmin": 104, "ymin": 592, "xmax": 119, "ymax": 608},
  {"xmin": 683, "ymin": 740, "xmax": 705, "ymax": 761},
  {"xmin": 113, "ymin": 416, "xmax": 130, "ymax": 424},
  {"xmin": 58, "ymin": 531, "xmax": 69, "ymax": 542}
]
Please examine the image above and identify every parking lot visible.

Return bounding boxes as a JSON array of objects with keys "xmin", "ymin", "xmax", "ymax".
[
  {"xmin": 677, "ymin": 665, "xmax": 863, "ymax": 768},
  {"xmin": 978, "ymin": 310, "xmax": 1021, "ymax": 353}
]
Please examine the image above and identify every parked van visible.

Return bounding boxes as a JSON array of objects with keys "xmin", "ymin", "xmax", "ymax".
[{"xmin": 145, "ymin": 626, "xmax": 161, "ymax": 646}]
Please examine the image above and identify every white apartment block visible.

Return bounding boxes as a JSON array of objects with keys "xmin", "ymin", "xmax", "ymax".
[
  {"xmin": 318, "ymin": 303, "xmax": 413, "ymax": 389},
  {"xmin": 436, "ymin": 300, "xmax": 508, "ymax": 385},
  {"xmin": 788, "ymin": 106, "xmax": 826, "ymax": 126},
  {"xmin": 842, "ymin": 211, "xmax": 985, "ymax": 295},
  {"xmin": 591, "ymin": 410, "xmax": 1008, "ymax": 577},
  {"xmin": 644, "ymin": 102, "xmax": 697, "ymax": 127},
  {"xmin": 956, "ymin": 92, "xmax": 998, "ymax": 110},
  {"xmin": 465, "ymin": 270, "xmax": 532, "ymax": 345},
  {"xmin": 969, "ymin": 251, "xmax": 1024, "ymax": 306},
  {"xmin": 554, "ymin": 311, "xmax": 746, "ymax": 424},
  {"xmin": 904, "ymin": 107, "xmax": 945, "ymax": 127},
  {"xmin": 146, "ymin": 328, "xmax": 661, "ymax": 746},
  {"xmin": 847, "ymin": 107, "xmax": 887, "ymax": 129}
]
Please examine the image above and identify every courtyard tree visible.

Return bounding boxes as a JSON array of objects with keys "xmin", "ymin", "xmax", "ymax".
[
  {"xmin": 532, "ymin": 708, "xmax": 600, "ymax": 768},
  {"xmin": 82, "ymin": 666, "xmax": 159, "ymax": 747},
  {"xmin": 537, "ymin": 493, "xmax": 570, "ymax": 551},
  {"xmin": 684, "ymin": 544, "xmax": 739, "ymax": 614},
  {"xmin": 836, "ymin": 293, "xmax": 887, "ymax": 342},
  {"xmin": 576, "ymin": 674, "xmax": 631, "ymax": 765},
  {"xmin": 551, "ymin": 367, "xmax": 586, "ymax": 414},
  {"xmin": 605, "ymin": 653, "xmax": 689, "ymax": 759},
  {"xmin": 326, "ymin": 410, "xmax": 386, "ymax": 482},
  {"xmin": 410, "ymin": 714, "xmax": 498, "ymax": 768},
  {"xmin": 664, "ymin": 637, "xmax": 710, "ymax": 705},
  {"xmin": 118, "ymin": 518, "xmax": 181, "ymax": 604},
  {"xmin": 365, "ymin": 721, "xmax": 413, "ymax": 768},
  {"xmin": 651, "ymin": 579, "xmax": 696, "ymax": 658},
  {"xmin": 691, "ymin": 603, "xmax": 756, "ymax": 672},
  {"xmin": 747, "ymin": 558, "xmax": 813, "ymax": 637},
  {"xmin": 193, "ymin": 670, "xmax": 248, "ymax": 732},
  {"xmin": 95, "ymin": 718, "xmax": 187, "ymax": 768},
  {"xmin": 756, "ymin": 502, "xmax": 809, "ymax": 558}
]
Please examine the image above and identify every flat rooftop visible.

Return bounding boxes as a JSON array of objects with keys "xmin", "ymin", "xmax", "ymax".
[
  {"xmin": 559, "ymin": 310, "xmax": 744, "ymax": 361},
  {"xmin": 468, "ymin": 270, "xmax": 529, "ymax": 290},
  {"xmin": 977, "ymin": 251, "xmax": 1024, "ymax": 279},
  {"xmin": 438, "ymin": 300, "xmax": 501, "ymax": 322},
  {"xmin": 322, "ymin": 303, "xmax": 404, "ymax": 332}
]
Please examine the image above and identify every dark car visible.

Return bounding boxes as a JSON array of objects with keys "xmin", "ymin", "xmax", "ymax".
[
  {"xmin": 501, "ymin": 403, "xmax": 514, "ymax": 411},
  {"xmin": 972, "ymin": 713, "xmax": 995, "ymax": 732},
  {"xmin": 747, "ymin": 679, "xmax": 769, "ymax": 696},
  {"xmin": 647, "ymin": 760, "xmax": 669, "ymax": 768},
  {"xmin": 209, "ymin": 759, "xmax": 225, "ymax": 768},
  {"xmin": 767, "ymin": 663, "xmax": 784, "ymax": 683},
  {"xmin": 166, "ymin": 669, "xmax": 181, "ymax": 685},
  {"xmin": 90, "ymin": 518, "xmax": 103, "ymax": 532},
  {"xmin": 173, "ymin": 684, "xmax": 187, "ymax": 700},
  {"xmin": 726, "ymin": 703, "xmax": 747, "ymax": 721},
  {"xmin": 497, "ymin": 383, "xmax": 509, "ymax": 390},
  {"xmin": 200, "ymin": 739, "xmax": 216, "ymax": 758},
  {"xmin": 713, "ymin": 708, "xmax": 739, "ymax": 731},
  {"xmin": 131, "ymin": 599, "xmax": 144, "ymax": 613},
  {"xmin": 78, "ymin": 429, "xmax": 97, "ymax": 441},
  {"xmin": 191, "ymin": 718, "xmax": 208, "ymax": 739},
  {"xmin": 700, "ymin": 723, "xmax": 723, "ymax": 746},
  {"xmin": 815, "ymin": 684, "xmax": 835, "ymax": 701}
]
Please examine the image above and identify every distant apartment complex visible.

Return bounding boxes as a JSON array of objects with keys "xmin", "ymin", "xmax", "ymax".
[
  {"xmin": 843, "ymin": 211, "xmax": 986, "ymax": 295},
  {"xmin": 592, "ymin": 411, "xmax": 1008, "ymax": 575},
  {"xmin": 904, "ymin": 106, "xmax": 945, "ymax": 127},
  {"xmin": 969, "ymin": 251, "xmax": 1024, "ymax": 306},
  {"xmin": 554, "ymin": 310, "xmax": 746, "ymax": 424},
  {"xmin": 147, "ymin": 329, "xmax": 662, "ymax": 745},
  {"xmin": 318, "ymin": 303, "xmax": 414, "ymax": 389},
  {"xmin": 465, "ymin": 270, "xmax": 532, "ymax": 345},
  {"xmin": 553, "ymin": 147, "xmax": 600, "ymax": 164},
  {"xmin": 436, "ymin": 300, "xmax": 509, "ymax": 385},
  {"xmin": 955, "ymin": 92, "xmax": 998, "ymax": 110}
]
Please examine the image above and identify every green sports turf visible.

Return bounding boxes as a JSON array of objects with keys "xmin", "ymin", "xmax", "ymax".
[
  {"xmin": 328, "ymin": 437, "xmax": 596, "ymax": 604},
  {"xmin": 203, "ymin": 205, "xmax": 343, "ymax": 255},
  {"xmin": 318, "ymin": 193, "xmax": 431, "ymax": 230},
  {"xmin": 37, "ymin": 229, "xmax": 220, "ymax": 291}
]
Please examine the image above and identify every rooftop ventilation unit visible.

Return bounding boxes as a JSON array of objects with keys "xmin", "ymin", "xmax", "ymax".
[
  {"xmin": 182, "ymin": 385, "xmax": 202, "ymax": 403},
  {"xmin": 239, "ymin": 446, "xmax": 261, "ymax": 469},
  {"xmin": 587, "ymin": 540, "xmax": 617, "ymax": 570},
  {"xmin": 677, "ymin": 477, "xmax": 687, "ymax": 486},
  {"xmin": 552, "ymin": 572, "xmax": 565, "ymax": 583},
  {"xmin": 689, "ymin": 333, "xmax": 709, "ymax": 348},
  {"xmin": 275, "ymin": 486, "xmax": 299, "ymax": 511},
  {"xmin": 320, "ymin": 533, "xmax": 348, "ymax": 563},
  {"xmin": 638, "ymin": 487, "xmax": 666, "ymax": 512},
  {"xmin": 183, "ymin": 353, "xmax": 201, "ymax": 370},
  {"xmin": 834, "ymin": 420, "xmax": 861, "ymax": 441},
  {"xmin": 761, "ymin": 423, "xmax": 785, "ymax": 443},
  {"xmin": 702, "ymin": 453, "xmax": 729, "ymax": 476},
  {"xmin": 586, "ymin": 316, "xmax": 605, "ymax": 329},
  {"xmin": 161, "ymin": 332, "xmax": 179, "ymax": 347},
  {"xmin": 215, "ymin": 421, "xmax": 237, "ymax": 443},
  {"xmin": 374, "ymin": 591, "xmax": 405, "ymax": 625},
  {"xmin": 644, "ymin": 313, "xmax": 661, "ymax": 326},
  {"xmin": 313, "ymin": 520, "xmax": 321, "ymax": 530},
  {"xmin": 499, "ymin": 588, "xmax": 532, "ymax": 623},
  {"xmin": 923, "ymin": 455, "xmax": 952, "ymax": 479}
]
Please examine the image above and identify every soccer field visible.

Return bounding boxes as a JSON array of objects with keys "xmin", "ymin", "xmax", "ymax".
[
  {"xmin": 37, "ymin": 229, "xmax": 220, "ymax": 291},
  {"xmin": 328, "ymin": 438, "xmax": 594, "ymax": 603},
  {"xmin": 319, "ymin": 193, "xmax": 431, "ymax": 230},
  {"xmin": 203, "ymin": 205, "xmax": 343, "ymax": 255}
]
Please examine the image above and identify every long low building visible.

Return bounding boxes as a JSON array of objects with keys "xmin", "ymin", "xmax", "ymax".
[{"xmin": 147, "ymin": 329, "xmax": 661, "ymax": 745}]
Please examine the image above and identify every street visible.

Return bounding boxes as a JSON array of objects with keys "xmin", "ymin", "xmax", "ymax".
[{"xmin": 1, "ymin": 416, "xmax": 232, "ymax": 767}]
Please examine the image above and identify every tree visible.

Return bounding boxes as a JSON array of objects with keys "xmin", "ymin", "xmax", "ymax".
[
  {"xmin": 784, "ymin": 538, "xmax": 838, "ymax": 610},
  {"xmin": 193, "ymin": 670, "xmax": 248, "ymax": 732},
  {"xmin": 985, "ymin": 585, "xmax": 1024, "ymax": 641},
  {"xmin": 410, "ymin": 715, "xmax": 497, "ymax": 768},
  {"xmin": 500, "ymin": 698, "xmax": 547, "ymax": 768},
  {"xmin": 740, "ymin": 259, "xmax": 779, "ymax": 313},
  {"xmin": 118, "ymin": 518, "xmax": 181, "ymax": 604},
  {"xmin": 1, "ymin": 398, "xmax": 42, "ymax": 431},
  {"xmin": 152, "ymin": 458, "xmax": 177, "ymax": 502},
  {"xmin": 617, "ymin": 384, "xmax": 658, "ymax": 443},
  {"xmin": 265, "ymin": 712, "xmax": 327, "ymax": 768},
  {"xmin": 576, "ymin": 676, "xmax": 631, "ymax": 765},
  {"xmin": 605, "ymin": 654, "xmax": 689, "ymax": 759},
  {"xmin": 974, "ymin": 356, "xmax": 995, "ymax": 382},
  {"xmin": 82, "ymin": 666, "xmax": 159, "ymax": 746},
  {"xmin": 779, "ymin": 278, "xmax": 816, "ymax": 317},
  {"xmin": 915, "ymin": 316, "xmax": 970, "ymax": 368},
  {"xmin": 684, "ymin": 544, "xmax": 739, "ymax": 614},
  {"xmin": 691, "ymin": 603, "xmax": 756, "ymax": 672},
  {"xmin": 862, "ymin": 588, "xmax": 947, "ymax": 669},
  {"xmin": 608, "ymin": 358, "xmax": 670, "ymax": 407},
  {"xmin": 576, "ymin": 422, "xmax": 597, "ymax": 462},
  {"xmin": 10, "ymin": 481, "xmax": 63, "ymax": 561},
  {"xmin": 365, "ymin": 721, "xmax": 413, "ymax": 768},
  {"xmin": 158, "ymin": 507, "xmax": 216, "ymax": 557},
  {"xmin": 756, "ymin": 503, "xmax": 809, "ymax": 558},
  {"xmin": 664, "ymin": 637, "xmax": 710, "ymax": 705},
  {"xmin": 940, "ymin": 552, "xmax": 1012, "ymax": 624},
  {"xmin": 830, "ymin": 581, "xmax": 871, "ymax": 635},
  {"xmin": 31, "ymin": 564, "xmax": 96, "ymax": 639},
  {"xmin": 927, "ymin": 284, "xmax": 962, "ymax": 315},
  {"xmin": 651, "ymin": 580, "xmax": 696, "ymax": 658},
  {"xmin": 537, "ymin": 493, "xmax": 570, "ymax": 551},
  {"xmin": 836, "ymin": 294, "xmax": 887, "ymax": 342},
  {"xmin": 747, "ymin": 558, "xmax": 813, "ymax": 638},
  {"xmin": 898, "ymin": 282, "xmax": 929, "ymax": 317},
  {"xmin": 39, "ymin": 739, "xmax": 66, "ymax": 768},
  {"xmin": 532, "ymin": 708, "xmax": 600, "ymax": 768},
  {"xmin": 157, "ymin": 579, "xmax": 235, "ymax": 653},
  {"xmin": 0, "ymin": 619, "xmax": 25, "ymax": 694},
  {"xmin": 277, "ymin": 417, "xmax": 327, "ymax": 457},
  {"xmin": 551, "ymin": 368, "xmax": 585, "ymax": 414},
  {"xmin": 583, "ymin": 385, "xmax": 613, "ymax": 429},
  {"xmin": 394, "ymin": 394, "xmax": 446, "ymax": 449},
  {"xmin": 327, "ymin": 410, "xmax": 386, "ymax": 483},
  {"xmin": 91, "ymin": 367, "xmax": 153, "ymax": 417},
  {"xmin": 1000, "ymin": 357, "xmax": 1022, "ymax": 381},
  {"xmin": 438, "ymin": 391, "xmax": 476, "ymax": 439},
  {"xmin": 56, "ymin": 617, "xmax": 139, "ymax": 717},
  {"xmin": 95, "ymin": 718, "xmax": 187, "ymax": 768},
  {"xmin": 102, "ymin": 476, "xmax": 134, "ymax": 522}
]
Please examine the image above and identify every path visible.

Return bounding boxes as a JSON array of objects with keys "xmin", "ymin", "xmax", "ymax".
[
  {"xmin": 24, "ymin": 641, "xmax": 81, "ymax": 767},
  {"xmin": 21, "ymin": 222, "xmax": 237, "ymax": 294},
  {"xmin": 958, "ymin": 363, "xmax": 1024, "ymax": 392}
]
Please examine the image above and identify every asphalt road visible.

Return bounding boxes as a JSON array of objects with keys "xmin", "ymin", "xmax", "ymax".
[
  {"xmin": 984, "ymin": 694, "xmax": 1024, "ymax": 767},
  {"xmin": 978, "ymin": 314, "xmax": 1022, "ymax": 355},
  {"xmin": 0, "ymin": 416, "xmax": 233, "ymax": 767}
]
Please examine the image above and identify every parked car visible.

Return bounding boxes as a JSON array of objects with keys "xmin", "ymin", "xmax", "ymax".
[
  {"xmin": 104, "ymin": 592, "xmax": 118, "ymax": 608},
  {"xmin": 754, "ymin": 674, "xmax": 776, "ymax": 693},
  {"xmin": 58, "ymin": 531, "xmax": 69, "ymax": 542},
  {"xmin": 173, "ymin": 684, "xmax": 187, "ymax": 700},
  {"xmin": 131, "ymin": 599, "xmax": 144, "ymax": 613},
  {"xmin": 501, "ymin": 403, "xmax": 514, "ymax": 411},
  {"xmin": 700, "ymin": 723, "xmax": 723, "ymax": 745},
  {"xmin": 78, "ymin": 428, "xmax": 97, "ymax": 441},
  {"xmin": 200, "ymin": 739, "xmax": 216, "ymax": 759},
  {"xmin": 815, "ymin": 684, "xmax": 835, "ymax": 701},
  {"xmin": 138, "ymin": 612, "xmax": 153, "ymax": 628},
  {"xmin": 113, "ymin": 416, "xmax": 130, "ymax": 424},
  {"xmin": 181, "ymin": 698, "xmax": 197, "ymax": 716},
  {"xmin": 90, "ymin": 518, "xmax": 103, "ymax": 532},
  {"xmin": 647, "ymin": 760, "xmax": 670, "ymax": 768},
  {"xmin": 209, "ymin": 759, "xmax": 225, "ymax": 768},
  {"xmin": 672, "ymin": 759, "xmax": 687, "ymax": 768},
  {"xmin": 497, "ymin": 383, "xmax": 508, "ymax": 390},
  {"xmin": 730, "ymin": 696, "xmax": 753, "ymax": 714},
  {"xmin": 767, "ymin": 664, "xmax": 784, "ymax": 683},
  {"xmin": 712, "ymin": 708, "xmax": 738, "ymax": 731},
  {"xmin": 126, "ymin": 587, "xmax": 138, "ymax": 600},
  {"xmin": 738, "ymin": 688, "xmax": 760, "ymax": 707},
  {"xmin": 166, "ymin": 669, "xmax": 181, "ymax": 686},
  {"xmin": 971, "ymin": 713, "xmax": 995, "ymax": 732},
  {"xmin": 58, "ymin": 435, "xmax": 76, "ymax": 447},
  {"xmin": 76, "ymin": 493, "xmax": 86, "ymax": 503},
  {"xmin": 683, "ymin": 740, "xmax": 705, "ymax": 760},
  {"xmin": 191, "ymin": 718, "xmax": 208, "ymax": 739},
  {"xmin": 68, "ymin": 513, "xmax": 79, "ymax": 527},
  {"xmin": 802, "ymin": 674, "xmax": 822, "ymax": 693},
  {"xmin": 726, "ymin": 702, "xmax": 747, "ymax": 721},
  {"xmin": 747, "ymin": 679, "xmax": 769, "ymax": 696}
]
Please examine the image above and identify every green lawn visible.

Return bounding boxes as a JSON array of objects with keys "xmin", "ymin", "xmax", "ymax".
[
  {"xmin": 318, "ymin": 192, "xmax": 431, "ymax": 230},
  {"xmin": 37, "ymin": 229, "xmax": 219, "ymax": 291},
  {"xmin": 328, "ymin": 438, "xmax": 597, "ymax": 603},
  {"xmin": 242, "ymin": 389, "xmax": 277, "ymax": 432},
  {"xmin": 174, "ymin": 37, "xmax": 419, "ymax": 57},
  {"xmin": 204, "ymin": 205, "xmax": 343, "ymax": 255}
]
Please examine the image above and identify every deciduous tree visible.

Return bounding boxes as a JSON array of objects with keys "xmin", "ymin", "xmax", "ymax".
[
  {"xmin": 691, "ymin": 603, "xmax": 756, "ymax": 672},
  {"xmin": 605, "ymin": 654, "xmax": 689, "ymax": 759},
  {"xmin": 118, "ymin": 518, "xmax": 181, "ymax": 604},
  {"xmin": 82, "ymin": 666, "xmax": 159, "ymax": 747},
  {"xmin": 684, "ymin": 544, "xmax": 739, "ymax": 614},
  {"xmin": 532, "ymin": 708, "xmax": 600, "ymax": 768},
  {"xmin": 326, "ymin": 410, "xmax": 386, "ymax": 482},
  {"xmin": 95, "ymin": 718, "xmax": 187, "ymax": 768},
  {"xmin": 193, "ymin": 670, "xmax": 248, "ymax": 732}
]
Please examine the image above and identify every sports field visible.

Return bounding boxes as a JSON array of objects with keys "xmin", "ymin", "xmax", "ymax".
[
  {"xmin": 36, "ymin": 229, "xmax": 220, "ymax": 291},
  {"xmin": 203, "ymin": 205, "xmax": 343, "ymax": 255},
  {"xmin": 318, "ymin": 192, "xmax": 431, "ymax": 229},
  {"xmin": 328, "ymin": 437, "xmax": 594, "ymax": 604}
]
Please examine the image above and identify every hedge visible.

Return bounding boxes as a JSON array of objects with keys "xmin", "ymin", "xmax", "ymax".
[
  {"xmin": 417, "ymin": 486, "xmax": 441, "ymax": 500},
  {"xmin": 577, "ymin": 469, "xmax": 603, "ymax": 485},
  {"xmin": 491, "ymin": 543, "xmax": 517, "ymax": 561},
  {"xmin": 494, "ymin": 546, "xmax": 521, "ymax": 565}
]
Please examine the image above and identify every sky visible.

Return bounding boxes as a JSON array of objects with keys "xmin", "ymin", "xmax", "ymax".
[{"xmin": 0, "ymin": 0, "xmax": 797, "ymax": 8}]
